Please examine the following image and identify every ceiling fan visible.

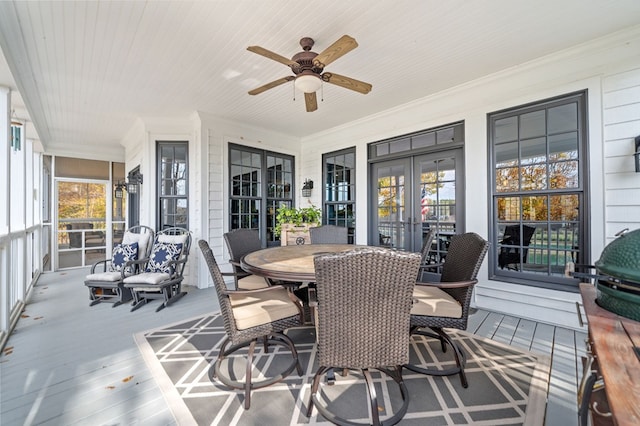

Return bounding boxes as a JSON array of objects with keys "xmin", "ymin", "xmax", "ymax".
[{"xmin": 247, "ymin": 35, "xmax": 372, "ymax": 112}]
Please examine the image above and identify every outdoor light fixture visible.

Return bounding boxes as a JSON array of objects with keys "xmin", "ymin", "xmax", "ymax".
[
  {"xmin": 302, "ymin": 179, "xmax": 314, "ymax": 197},
  {"xmin": 127, "ymin": 170, "xmax": 143, "ymax": 194},
  {"xmin": 634, "ymin": 135, "xmax": 640, "ymax": 173},
  {"xmin": 114, "ymin": 181, "xmax": 126, "ymax": 199},
  {"xmin": 294, "ymin": 72, "xmax": 322, "ymax": 93}
]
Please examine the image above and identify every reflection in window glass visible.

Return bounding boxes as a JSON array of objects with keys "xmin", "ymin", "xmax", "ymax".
[
  {"xmin": 157, "ymin": 141, "xmax": 188, "ymax": 230},
  {"xmin": 520, "ymin": 110, "xmax": 546, "ymax": 139},
  {"xmin": 548, "ymin": 103, "xmax": 577, "ymax": 134},
  {"xmin": 494, "ymin": 116, "xmax": 518, "ymax": 143},
  {"xmin": 323, "ymin": 148, "xmax": 356, "ymax": 243},
  {"xmin": 490, "ymin": 92, "xmax": 586, "ymax": 288},
  {"xmin": 229, "ymin": 144, "xmax": 294, "ymax": 246}
]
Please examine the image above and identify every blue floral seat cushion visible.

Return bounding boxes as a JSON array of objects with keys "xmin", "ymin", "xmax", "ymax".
[
  {"xmin": 111, "ymin": 242, "xmax": 139, "ymax": 272},
  {"xmin": 145, "ymin": 242, "xmax": 183, "ymax": 274}
]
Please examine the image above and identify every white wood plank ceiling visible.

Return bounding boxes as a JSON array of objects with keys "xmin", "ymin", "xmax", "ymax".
[{"xmin": 1, "ymin": 0, "xmax": 640, "ymax": 159}]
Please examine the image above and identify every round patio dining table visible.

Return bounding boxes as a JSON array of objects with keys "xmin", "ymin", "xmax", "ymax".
[{"xmin": 240, "ymin": 244, "xmax": 367, "ymax": 282}]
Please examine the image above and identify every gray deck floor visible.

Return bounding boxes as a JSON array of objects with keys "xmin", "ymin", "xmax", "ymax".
[{"xmin": 1, "ymin": 268, "xmax": 587, "ymax": 425}]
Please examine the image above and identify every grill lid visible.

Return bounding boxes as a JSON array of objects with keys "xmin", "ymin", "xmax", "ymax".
[{"xmin": 595, "ymin": 228, "xmax": 640, "ymax": 283}]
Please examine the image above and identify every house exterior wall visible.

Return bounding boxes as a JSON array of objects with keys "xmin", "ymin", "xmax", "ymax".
[
  {"xmin": 121, "ymin": 27, "xmax": 640, "ymax": 328},
  {"xmin": 299, "ymin": 27, "xmax": 640, "ymax": 330}
]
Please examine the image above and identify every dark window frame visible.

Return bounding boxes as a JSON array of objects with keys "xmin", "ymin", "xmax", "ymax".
[
  {"xmin": 487, "ymin": 91, "xmax": 589, "ymax": 292},
  {"xmin": 156, "ymin": 141, "xmax": 189, "ymax": 231},
  {"xmin": 228, "ymin": 143, "xmax": 295, "ymax": 247},
  {"xmin": 322, "ymin": 147, "xmax": 356, "ymax": 243}
]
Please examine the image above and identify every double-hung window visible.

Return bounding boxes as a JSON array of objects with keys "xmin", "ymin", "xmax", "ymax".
[
  {"xmin": 229, "ymin": 144, "xmax": 294, "ymax": 246},
  {"xmin": 157, "ymin": 141, "xmax": 188, "ymax": 230},
  {"xmin": 488, "ymin": 91, "xmax": 588, "ymax": 290}
]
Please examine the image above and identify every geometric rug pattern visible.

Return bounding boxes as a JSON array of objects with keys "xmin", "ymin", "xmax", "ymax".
[{"xmin": 134, "ymin": 314, "xmax": 550, "ymax": 426}]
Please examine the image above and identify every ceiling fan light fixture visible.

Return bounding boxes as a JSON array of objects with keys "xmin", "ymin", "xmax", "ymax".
[{"xmin": 294, "ymin": 74, "xmax": 322, "ymax": 93}]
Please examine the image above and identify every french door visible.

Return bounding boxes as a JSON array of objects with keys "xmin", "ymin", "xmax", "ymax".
[{"xmin": 371, "ymin": 149, "xmax": 464, "ymax": 255}]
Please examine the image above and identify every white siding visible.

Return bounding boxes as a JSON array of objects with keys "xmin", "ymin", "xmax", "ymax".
[{"xmin": 603, "ymin": 67, "xmax": 640, "ymax": 244}]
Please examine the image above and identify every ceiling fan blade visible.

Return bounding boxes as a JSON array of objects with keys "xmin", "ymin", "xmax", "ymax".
[
  {"xmin": 313, "ymin": 35, "xmax": 358, "ymax": 68},
  {"xmin": 247, "ymin": 46, "xmax": 298, "ymax": 68},
  {"xmin": 305, "ymin": 92, "xmax": 318, "ymax": 112},
  {"xmin": 248, "ymin": 76, "xmax": 295, "ymax": 95},
  {"xmin": 323, "ymin": 72, "xmax": 372, "ymax": 94}
]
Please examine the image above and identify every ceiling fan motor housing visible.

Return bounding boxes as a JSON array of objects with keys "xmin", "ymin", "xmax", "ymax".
[{"xmin": 291, "ymin": 50, "xmax": 323, "ymax": 76}]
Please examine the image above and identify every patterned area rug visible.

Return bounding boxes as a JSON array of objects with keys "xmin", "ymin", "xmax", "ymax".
[{"xmin": 134, "ymin": 314, "xmax": 550, "ymax": 425}]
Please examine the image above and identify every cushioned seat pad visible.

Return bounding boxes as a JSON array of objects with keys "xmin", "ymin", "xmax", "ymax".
[
  {"xmin": 229, "ymin": 288, "xmax": 299, "ymax": 330},
  {"xmin": 237, "ymin": 274, "xmax": 269, "ymax": 290},
  {"xmin": 85, "ymin": 271, "xmax": 124, "ymax": 282},
  {"xmin": 123, "ymin": 272, "xmax": 171, "ymax": 285},
  {"xmin": 411, "ymin": 285, "xmax": 462, "ymax": 318}
]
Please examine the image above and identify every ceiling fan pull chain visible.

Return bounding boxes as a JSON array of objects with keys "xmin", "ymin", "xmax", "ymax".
[{"xmin": 321, "ymin": 83, "xmax": 324, "ymax": 102}]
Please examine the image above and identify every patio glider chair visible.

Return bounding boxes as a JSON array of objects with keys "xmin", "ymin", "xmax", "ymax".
[
  {"xmin": 84, "ymin": 225, "xmax": 154, "ymax": 307},
  {"xmin": 307, "ymin": 247, "xmax": 420, "ymax": 426},
  {"xmin": 198, "ymin": 239, "xmax": 303, "ymax": 410},
  {"xmin": 498, "ymin": 224, "xmax": 536, "ymax": 271},
  {"xmin": 123, "ymin": 227, "xmax": 191, "ymax": 312},
  {"xmin": 406, "ymin": 232, "xmax": 489, "ymax": 388},
  {"xmin": 309, "ymin": 224, "xmax": 349, "ymax": 244},
  {"xmin": 223, "ymin": 228, "xmax": 270, "ymax": 290}
]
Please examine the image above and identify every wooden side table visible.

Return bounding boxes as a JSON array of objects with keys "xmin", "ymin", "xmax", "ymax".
[{"xmin": 579, "ymin": 283, "xmax": 640, "ymax": 426}]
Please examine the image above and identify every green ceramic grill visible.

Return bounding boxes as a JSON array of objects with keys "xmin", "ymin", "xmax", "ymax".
[{"xmin": 594, "ymin": 228, "xmax": 640, "ymax": 322}]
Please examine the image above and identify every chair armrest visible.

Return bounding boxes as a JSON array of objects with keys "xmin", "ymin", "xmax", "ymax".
[
  {"xmin": 415, "ymin": 279, "xmax": 477, "ymax": 289},
  {"xmin": 90, "ymin": 259, "xmax": 110, "ymax": 273},
  {"xmin": 222, "ymin": 284, "xmax": 289, "ymax": 296}
]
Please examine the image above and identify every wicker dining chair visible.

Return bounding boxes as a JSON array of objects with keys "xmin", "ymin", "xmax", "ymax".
[
  {"xmin": 198, "ymin": 239, "xmax": 303, "ymax": 410},
  {"xmin": 223, "ymin": 228, "xmax": 271, "ymax": 290},
  {"xmin": 307, "ymin": 247, "xmax": 420, "ymax": 426},
  {"xmin": 123, "ymin": 227, "xmax": 191, "ymax": 312},
  {"xmin": 406, "ymin": 232, "xmax": 489, "ymax": 388},
  {"xmin": 417, "ymin": 228, "xmax": 437, "ymax": 281},
  {"xmin": 309, "ymin": 225, "xmax": 349, "ymax": 244},
  {"xmin": 84, "ymin": 225, "xmax": 155, "ymax": 307}
]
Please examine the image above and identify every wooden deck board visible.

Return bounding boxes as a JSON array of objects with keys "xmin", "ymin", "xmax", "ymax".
[{"xmin": 0, "ymin": 268, "xmax": 586, "ymax": 425}]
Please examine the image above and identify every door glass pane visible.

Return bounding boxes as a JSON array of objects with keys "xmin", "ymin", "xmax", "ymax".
[
  {"xmin": 376, "ymin": 164, "xmax": 406, "ymax": 249},
  {"xmin": 57, "ymin": 181, "xmax": 107, "ymax": 269},
  {"xmin": 419, "ymin": 156, "xmax": 456, "ymax": 260}
]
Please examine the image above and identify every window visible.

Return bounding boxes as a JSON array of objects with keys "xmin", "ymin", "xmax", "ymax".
[
  {"xmin": 488, "ymin": 91, "xmax": 588, "ymax": 290},
  {"xmin": 229, "ymin": 144, "xmax": 294, "ymax": 246},
  {"xmin": 157, "ymin": 142, "xmax": 188, "ymax": 230},
  {"xmin": 322, "ymin": 148, "xmax": 355, "ymax": 243}
]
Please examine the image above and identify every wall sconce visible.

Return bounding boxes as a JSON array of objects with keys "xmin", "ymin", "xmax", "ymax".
[
  {"xmin": 127, "ymin": 170, "xmax": 143, "ymax": 194},
  {"xmin": 634, "ymin": 135, "xmax": 640, "ymax": 173},
  {"xmin": 302, "ymin": 179, "xmax": 313, "ymax": 197},
  {"xmin": 114, "ymin": 181, "xmax": 126, "ymax": 199}
]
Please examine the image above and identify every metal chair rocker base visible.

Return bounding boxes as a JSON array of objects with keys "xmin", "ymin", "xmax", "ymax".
[
  {"xmin": 213, "ymin": 332, "xmax": 302, "ymax": 410},
  {"xmin": 86, "ymin": 283, "xmax": 133, "ymax": 307},
  {"xmin": 404, "ymin": 327, "xmax": 468, "ymax": 388},
  {"xmin": 129, "ymin": 281, "xmax": 186, "ymax": 312},
  {"xmin": 307, "ymin": 365, "xmax": 410, "ymax": 426}
]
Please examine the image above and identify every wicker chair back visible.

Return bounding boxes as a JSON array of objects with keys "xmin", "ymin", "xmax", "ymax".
[
  {"xmin": 313, "ymin": 247, "xmax": 420, "ymax": 368},
  {"xmin": 309, "ymin": 225, "xmax": 349, "ymax": 244}
]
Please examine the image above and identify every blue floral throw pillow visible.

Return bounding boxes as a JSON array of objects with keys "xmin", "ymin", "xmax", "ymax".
[
  {"xmin": 111, "ymin": 242, "xmax": 139, "ymax": 272},
  {"xmin": 145, "ymin": 242, "xmax": 183, "ymax": 274}
]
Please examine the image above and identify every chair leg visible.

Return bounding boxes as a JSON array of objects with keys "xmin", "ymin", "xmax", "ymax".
[
  {"xmin": 213, "ymin": 333, "xmax": 301, "ymax": 411},
  {"xmin": 307, "ymin": 366, "xmax": 410, "ymax": 425},
  {"xmin": 130, "ymin": 297, "xmax": 148, "ymax": 312},
  {"xmin": 244, "ymin": 340, "xmax": 257, "ymax": 409},
  {"xmin": 363, "ymin": 368, "xmax": 380, "ymax": 426},
  {"xmin": 405, "ymin": 327, "xmax": 468, "ymax": 388}
]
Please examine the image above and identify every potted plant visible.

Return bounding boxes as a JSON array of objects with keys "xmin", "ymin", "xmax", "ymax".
[{"xmin": 275, "ymin": 204, "xmax": 321, "ymax": 246}]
